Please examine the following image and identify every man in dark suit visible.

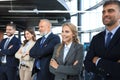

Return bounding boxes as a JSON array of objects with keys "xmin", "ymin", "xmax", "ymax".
[
  {"xmin": 30, "ymin": 19, "xmax": 60, "ymax": 80},
  {"xmin": 84, "ymin": 1, "xmax": 120, "ymax": 80},
  {"xmin": 0, "ymin": 23, "xmax": 21, "ymax": 80}
]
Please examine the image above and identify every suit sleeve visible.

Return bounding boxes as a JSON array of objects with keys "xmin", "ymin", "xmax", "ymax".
[
  {"xmin": 49, "ymin": 44, "xmax": 60, "ymax": 74},
  {"xmin": 30, "ymin": 35, "xmax": 60, "ymax": 58},
  {"xmin": 56, "ymin": 44, "xmax": 83, "ymax": 75},
  {"xmin": 84, "ymin": 37, "xmax": 98, "ymax": 73},
  {"xmin": 96, "ymin": 58, "xmax": 120, "ymax": 77},
  {"xmin": 84, "ymin": 36, "xmax": 120, "ymax": 77},
  {"xmin": 15, "ymin": 46, "xmax": 23, "ymax": 59},
  {"xmin": 1, "ymin": 38, "xmax": 21, "ymax": 56},
  {"xmin": 50, "ymin": 44, "xmax": 84, "ymax": 75}
]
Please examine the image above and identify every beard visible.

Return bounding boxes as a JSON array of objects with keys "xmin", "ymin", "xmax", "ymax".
[
  {"xmin": 103, "ymin": 18, "xmax": 117, "ymax": 27},
  {"xmin": 40, "ymin": 31, "xmax": 47, "ymax": 36},
  {"xmin": 102, "ymin": 16, "xmax": 117, "ymax": 27},
  {"xmin": 6, "ymin": 33, "xmax": 13, "ymax": 37}
]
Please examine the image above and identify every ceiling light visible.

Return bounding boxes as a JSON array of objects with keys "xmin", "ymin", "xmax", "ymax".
[
  {"xmin": 0, "ymin": 0, "xmax": 15, "ymax": 1},
  {"xmin": 8, "ymin": 10, "xmax": 99, "ymax": 14}
]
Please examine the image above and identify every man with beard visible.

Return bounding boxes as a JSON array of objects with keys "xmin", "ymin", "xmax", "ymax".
[
  {"xmin": 84, "ymin": 1, "xmax": 120, "ymax": 80},
  {"xmin": 30, "ymin": 19, "xmax": 60, "ymax": 80},
  {"xmin": 0, "ymin": 23, "xmax": 21, "ymax": 80}
]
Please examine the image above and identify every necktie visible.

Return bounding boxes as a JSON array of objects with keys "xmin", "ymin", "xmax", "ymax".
[
  {"xmin": 106, "ymin": 32, "xmax": 112, "ymax": 48},
  {"xmin": 40, "ymin": 36, "xmax": 46, "ymax": 48},
  {"xmin": 35, "ymin": 59, "xmax": 41, "ymax": 70},
  {"xmin": 1, "ymin": 38, "xmax": 10, "ymax": 63},
  {"xmin": 35, "ymin": 36, "xmax": 46, "ymax": 70},
  {"xmin": 4, "ymin": 38, "xmax": 10, "ymax": 49}
]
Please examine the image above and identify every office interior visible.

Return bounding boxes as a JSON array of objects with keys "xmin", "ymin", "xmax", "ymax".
[
  {"xmin": 0, "ymin": 0, "xmax": 115, "ymax": 79},
  {"xmin": 0, "ymin": 0, "xmax": 107, "ymax": 43}
]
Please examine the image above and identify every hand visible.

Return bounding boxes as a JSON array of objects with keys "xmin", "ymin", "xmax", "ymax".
[
  {"xmin": 25, "ymin": 52, "xmax": 29, "ymax": 55},
  {"xmin": 117, "ymin": 60, "xmax": 120, "ymax": 63},
  {"xmin": 21, "ymin": 53, "xmax": 28, "ymax": 58},
  {"xmin": 92, "ymin": 56, "xmax": 99, "ymax": 64},
  {"xmin": 73, "ymin": 60, "xmax": 78, "ymax": 65},
  {"xmin": 50, "ymin": 59, "xmax": 59, "ymax": 69},
  {"xmin": 8, "ymin": 45, "xmax": 13, "ymax": 49}
]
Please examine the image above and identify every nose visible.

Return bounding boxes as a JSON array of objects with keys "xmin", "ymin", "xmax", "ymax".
[{"xmin": 39, "ymin": 27, "xmax": 41, "ymax": 31}]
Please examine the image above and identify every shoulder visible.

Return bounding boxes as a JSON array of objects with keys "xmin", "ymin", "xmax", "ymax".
[
  {"xmin": 74, "ymin": 43, "xmax": 83, "ymax": 49},
  {"xmin": 50, "ymin": 33, "xmax": 60, "ymax": 38},
  {"xmin": 13, "ymin": 36, "xmax": 20, "ymax": 41},
  {"xmin": 94, "ymin": 31, "xmax": 105, "ymax": 38}
]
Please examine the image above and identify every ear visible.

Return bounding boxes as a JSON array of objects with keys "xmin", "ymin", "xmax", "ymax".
[{"xmin": 72, "ymin": 34, "xmax": 75, "ymax": 37}]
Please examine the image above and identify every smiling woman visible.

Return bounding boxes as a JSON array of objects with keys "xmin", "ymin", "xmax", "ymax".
[
  {"xmin": 15, "ymin": 28, "xmax": 36, "ymax": 80},
  {"xmin": 50, "ymin": 22, "xmax": 84, "ymax": 80}
]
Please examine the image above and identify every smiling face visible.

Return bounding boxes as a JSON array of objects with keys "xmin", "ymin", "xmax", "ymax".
[
  {"xmin": 102, "ymin": 4, "xmax": 120, "ymax": 29},
  {"xmin": 6, "ymin": 26, "xmax": 15, "ymax": 37},
  {"xmin": 61, "ymin": 25, "xmax": 74, "ymax": 45},
  {"xmin": 38, "ymin": 19, "xmax": 51, "ymax": 36},
  {"xmin": 24, "ymin": 30, "xmax": 33, "ymax": 41}
]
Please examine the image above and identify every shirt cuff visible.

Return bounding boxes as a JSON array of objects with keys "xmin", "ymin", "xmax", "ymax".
[{"xmin": 95, "ymin": 58, "xmax": 101, "ymax": 66}]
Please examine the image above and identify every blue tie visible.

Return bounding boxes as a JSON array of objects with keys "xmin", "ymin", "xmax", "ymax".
[
  {"xmin": 1, "ymin": 38, "xmax": 10, "ymax": 63},
  {"xmin": 35, "ymin": 36, "xmax": 46, "ymax": 70},
  {"xmin": 40, "ymin": 36, "xmax": 46, "ymax": 48},
  {"xmin": 35, "ymin": 59, "xmax": 41, "ymax": 70},
  {"xmin": 4, "ymin": 38, "xmax": 10, "ymax": 49},
  {"xmin": 106, "ymin": 32, "xmax": 112, "ymax": 47}
]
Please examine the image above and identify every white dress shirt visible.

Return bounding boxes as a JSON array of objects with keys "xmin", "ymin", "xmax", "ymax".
[{"xmin": 63, "ymin": 42, "xmax": 72, "ymax": 62}]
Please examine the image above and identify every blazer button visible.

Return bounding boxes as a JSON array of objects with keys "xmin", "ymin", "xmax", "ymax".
[{"xmin": 106, "ymin": 73, "xmax": 110, "ymax": 76}]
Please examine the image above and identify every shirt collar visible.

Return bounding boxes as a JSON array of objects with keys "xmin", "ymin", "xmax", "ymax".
[
  {"xmin": 7, "ymin": 35, "xmax": 14, "ymax": 41},
  {"xmin": 64, "ymin": 42, "xmax": 72, "ymax": 49},
  {"xmin": 44, "ymin": 31, "xmax": 51, "ymax": 39},
  {"xmin": 106, "ymin": 24, "xmax": 120, "ymax": 35}
]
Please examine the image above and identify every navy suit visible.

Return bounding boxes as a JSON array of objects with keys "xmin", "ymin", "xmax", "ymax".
[
  {"xmin": 0, "ymin": 36, "xmax": 21, "ymax": 80},
  {"xmin": 30, "ymin": 32, "xmax": 60, "ymax": 80},
  {"xmin": 84, "ymin": 27, "xmax": 120, "ymax": 80}
]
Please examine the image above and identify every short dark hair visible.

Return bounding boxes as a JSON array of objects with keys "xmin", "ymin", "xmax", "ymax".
[
  {"xmin": 6, "ymin": 23, "xmax": 16, "ymax": 30},
  {"xmin": 103, "ymin": 0, "xmax": 120, "ymax": 9}
]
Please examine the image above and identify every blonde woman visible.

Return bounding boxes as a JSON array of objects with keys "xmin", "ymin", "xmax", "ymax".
[
  {"xmin": 15, "ymin": 28, "xmax": 36, "ymax": 80},
  {"xmin": 50, "ymin": 22, "xmax": 84, "ymax": 80}
]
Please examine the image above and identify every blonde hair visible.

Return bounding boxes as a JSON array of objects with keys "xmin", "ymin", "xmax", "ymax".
[{"xmin": 56, "ymin": 22, "xmax": 80, "ymax": 57}]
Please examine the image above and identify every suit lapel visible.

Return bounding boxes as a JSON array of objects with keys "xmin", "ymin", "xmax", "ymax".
[
  {"xmin": 7, "ymin": 36, "xmax": 15, "ymax": 48},
  {"xmin": 57, "ymin": 47, "xmax": 64, "ymax": 64},
  {"xmin": 107, "ymin": 27, "xmax": 120, "ymax": 50},
  {"xmin": 45, "ymin": 33, "xmax": 53, "ymax": 42},
  {"xmin": 42, "ymin": 33, "xmax": 53, "ymax": 47}
]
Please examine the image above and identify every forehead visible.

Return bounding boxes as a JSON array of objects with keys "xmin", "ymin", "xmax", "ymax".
[
  {"xmin": 6, "ymin": 26, "xmax": 13, "ymax": 29},
  {"xmin": 103, "ymin": 4, "xmax": 119, "ymax": 10},
  {"xmin": 25, "ymin": 30, "xmax": 30, "ymax": 33},
  {"xmin": 62, "ymin": 26, "xmax": 71, "ymax": 30}
]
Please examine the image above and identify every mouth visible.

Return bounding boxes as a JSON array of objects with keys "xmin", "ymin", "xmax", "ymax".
[{"xmin": 103, "ymin": 17, "xmax": 111, "ymax": 22}]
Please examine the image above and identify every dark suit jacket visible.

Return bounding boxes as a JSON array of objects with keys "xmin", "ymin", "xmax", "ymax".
[
  {"xmin": 30, "ymin": 32, "xmax": 60, "ymax": 80},
  {"xmin": 84, "ymin": 27, "xmax": 120, "ymax": 80},
  {"xmin": 0, "ymin": 36, "xmax": 21, "ymax": 67},
  {"xmin": 50, "ymin": 42, "xmax": 84, "ymax": 80}
]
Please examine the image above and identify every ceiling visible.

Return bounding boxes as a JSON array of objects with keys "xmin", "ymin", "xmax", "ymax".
[{"xmin": 0, "ymin": 0, "xmax": 70, "ymax": 31}]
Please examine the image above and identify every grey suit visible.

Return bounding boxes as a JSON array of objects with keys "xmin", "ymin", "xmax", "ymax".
[{"xmin": 50, "ymin": 42, "xmax": 84, "ymax": 80}]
